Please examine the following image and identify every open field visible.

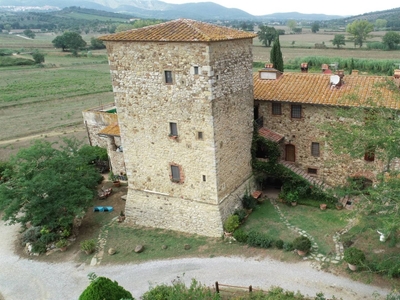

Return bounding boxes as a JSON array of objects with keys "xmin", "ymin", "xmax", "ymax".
[{"xmin": 1, "ymin": 30, "xmax": 400, "ymax": 160}]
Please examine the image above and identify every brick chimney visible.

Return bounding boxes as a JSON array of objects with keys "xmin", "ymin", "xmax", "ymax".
[
  {"xmin": 322, "ymin": 64, "xmax": 332, "ymax": 74},
  {"xmin": 265, "ymin": 63, "xmax": 274, "ymax": 68},
  {"xmin": 394, "ymin": 69, "xmax": 400, "ymax": 87},
  {"xmin": 351, "ymin": 70, "xmax": 359, "ymax": 76},
  {"xmin": 300, "ymin": 63, "xmax": 308, "ymax": 73},
  {"xmin": 336, "ymin": 70, "xmax": 345, "ymax": 86}
]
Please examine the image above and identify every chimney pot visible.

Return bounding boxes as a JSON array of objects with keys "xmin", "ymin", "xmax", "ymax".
[
  {"xmin": 301, "ymin": 63, "xmax": 308, "ymax": 73},
  {"xmin": 265, "ymin": 63, "xmax": 274, "ymax": 68}
]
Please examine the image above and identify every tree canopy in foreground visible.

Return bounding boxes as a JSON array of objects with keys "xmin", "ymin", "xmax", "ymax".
[
  {"xmin": 0, "ymin": 139, "xmax": 102, "ymax": 234},
  {"xmin": 323, "ymin": 79, "xmax": 400, "ymax": 236}
]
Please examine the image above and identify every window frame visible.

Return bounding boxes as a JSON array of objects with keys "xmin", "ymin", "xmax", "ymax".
[
  {"xmin": 170, "ymin": 163, "xmax": 184, "ymax": 183},
  {"xmin": 291, "ymin": 104, "xmax": 302, "ymax": 119},
  {"xmin": 194, "ymin": 66, "xmax": 199, "ymax": 75},
  {"xmin": 169, "ymin": 122, "xmax": 178, "ymax": 137},
  {"xmin": 164, "ymin": 70, "xmax": 173, "ymax": 84},
  {"xmin": 307, "ymin": 168, "xmax": 318, "ymax": 175},
  {"xmin": 311, "ymin": 142, "xmax": 320, "ymax": 157},
  {"xmin": 272, "ymin": 102, "xmax": 282, "ymax": 115}
]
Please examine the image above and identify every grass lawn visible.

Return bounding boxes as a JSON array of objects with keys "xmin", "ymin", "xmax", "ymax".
[{"xmin": 99, "ymin": 197, "xmax": 353, "ymax": 265}]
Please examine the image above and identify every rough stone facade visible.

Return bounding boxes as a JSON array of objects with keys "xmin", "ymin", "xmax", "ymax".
[
  {"xmin": 258, "ymin": 101, "xmax": 384, "ymax": 186},
  {"xmin": 82, "ymin": 104, "xmax": 118, "ymax": 148},
  {"xmin": 105, "ymin": 39, "xmax": 254, "ymax": 237},
  {"xmin": 82, "ymin": 104, "xmax": 125, "ymax": 174}
]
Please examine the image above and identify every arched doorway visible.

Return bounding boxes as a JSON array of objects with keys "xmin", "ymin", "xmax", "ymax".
[{"xmin": 285, "ymin": 144, "xmax": 295, "ymax": 162}]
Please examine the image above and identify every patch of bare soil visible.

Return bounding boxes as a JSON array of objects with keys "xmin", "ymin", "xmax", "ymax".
[{"xmin": 13, "ymin": 177, "xmax": 127, "ymax": 263}]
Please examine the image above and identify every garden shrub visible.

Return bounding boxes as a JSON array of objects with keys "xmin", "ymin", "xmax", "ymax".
[
  {"xmin": 79, "ymin": 276, "xmax": 134, "ymax": 300},
  {"xmin": 233, "ymin": 208, "xmax": 247, "ymax": 223},
  {"xmin": 275, "ymin": 239, "xmax": 284, "ymax": 249},
  {"xmin": 247, "ymin": 231, "xmax": 273, "ymax": 248},
  {"xmin": 22, "ymin": 226, "xmax": 41, "ymax": 244},
  {"xmin": 233, "ymin": 228, "xmax": 248, "ymax": 243},
  {"xmin": 31, "ymin": 241, "xmax": 47, "ymax": 254},
  {"xmin": 242, "ymin": 194, "xmax": 257, "ymax": 210},
  {"xmin": 343, "ymin": 247, "xmax": 365, "ymax": 266},
  {"xmin": 367, "ymin": 254, "xmax": 400, "ymax": 278},
  {"xmin": 142, "ymin": 278, "xmax": 220, "ymax": 300},
  {"xmin": 223, "ymin": 215, "xmax": 240, "ymax": 233},
  {"xmin": 293, "ymin": 236, "xmax": 312, "ymax": 252},
  {"xmin": 39, "ymin": 232, "xmax": 58, "ymax": 244},
  {"xmin": 283, "ymin": 242, "xmax": 294, "ymax": 252}
]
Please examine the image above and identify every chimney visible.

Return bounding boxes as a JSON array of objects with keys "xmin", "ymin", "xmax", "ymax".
[
  {"xmin": 265, "ymin": 63, "xmax": 274, "ymax": 68},
  {"xmin": 351, "ymin": 70, "xmax": 359, "ymax": 76},
  {"xmin": 394, "ymin": 69, "xmax": 400, "ymax": 87},
  {"xmin": 300, "ymin": 63, "xmax": 308, "ymax": 73},
  {"xmin": 322, "ymin": 64, "xmax": 332, "ymax": 74},
  {"xmin": 336, "ymin": 70, "xmax": 345, "ymax": 86}
]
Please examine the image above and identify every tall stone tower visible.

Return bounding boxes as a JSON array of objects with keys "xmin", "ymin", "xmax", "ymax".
[{"xmin": 100, "ymin": 19, "xmax": 256, "ymax": 237}]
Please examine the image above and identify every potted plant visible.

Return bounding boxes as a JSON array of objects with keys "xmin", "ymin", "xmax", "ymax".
[
  {"xmin": 56, "ymin": 239, "xmax": 68, "ymax": 251},
  {"xmin": 223, "ymin": 215, "xmax": 240, "ymax": 236},
  {"xmin": 320, "ymin": 203, "xmax": 327, "ymax": 210},
  {"xmin": 344, "ymin": 247, "xmax": 365, "ymax": 271},
  {"xmin": 293, "ymin": 235, "xmax": 312, "ymax": 256},
  {"xmin": 286, "ymin": 191, "xmax": 299, "ymax": 206},
  {"xmin": 80, "ymin": 239, "xmax": 97, "ymax": 255},
  {"xmin": 109, "ymin": 173, "xmax": 121, "ymax": 187},
  {"xmin": 118, "ymin": 211, "xmax": 126, "ymax": 223},
  {"xmin": 336, "ymin": 201, "xmax": 344, "ymax": 210}
]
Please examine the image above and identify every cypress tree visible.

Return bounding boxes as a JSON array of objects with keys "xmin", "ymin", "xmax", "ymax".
[{"xmin": 270, "ymin": 36, "xmax": 284, "ymax": 72}]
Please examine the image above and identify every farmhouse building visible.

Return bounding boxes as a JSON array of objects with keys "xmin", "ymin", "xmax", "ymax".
[{"xmin": 83, "ymin": 19, "xmax": 400, "ymax": 237}]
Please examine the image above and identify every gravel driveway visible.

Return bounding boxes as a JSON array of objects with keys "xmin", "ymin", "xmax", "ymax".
[{"xmin": 0, "ymin": 220, "xmax": 391, "ymax": 300}]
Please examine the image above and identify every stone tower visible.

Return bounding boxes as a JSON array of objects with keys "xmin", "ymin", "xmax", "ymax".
[{"xmin": 100, "ymin": 19, "xmax": 256, "ymax": 237}]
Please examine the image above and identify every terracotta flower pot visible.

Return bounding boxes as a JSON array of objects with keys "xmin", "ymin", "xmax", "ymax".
[
  {"xmin": 297, "ymin": 249, "xmax": 307, "ymax": 256},
  {"xmin": 348, "ymin": 263, "xmax": 357, "ymax": 271},
  {"xmin": 320, "ymin": 204, "xmax": 327, "ymax": 210}
]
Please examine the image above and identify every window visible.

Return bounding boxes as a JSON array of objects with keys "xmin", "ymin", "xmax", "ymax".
[
  {"xmin": 202, "ymin": 175, "xmax": 206, "ymax": 182},
  {"xmin": 291, "ymin": 105, "xmax": 302, "ymax": 119},
  {"xmin": 311, "ymin": 142, "xmax": 320, "ymax": 157},
  {"xmin": 164, "ymin": 71, "xmax": 173, "ymax": 84},
  {"xmin": 197, "ymin": 131, "xmax": 203, "ymax": 140},
  {"xmin": 272, "ymin": 103, "xmax": 282, "ymax": 115},
  {"xmin": 171, "ymin": 165, "xmax": 180, "ymax": 182},
  {"xmin": 308, "ymin": 168, "xmax": 318, "ymax": 175},
  {"xmin": 169, "ymin": 122, "xmax": 178, "ymax": 136},
  {"xmin": 194, "ymin": 66, "xmax": 199, "ymax": 75}
]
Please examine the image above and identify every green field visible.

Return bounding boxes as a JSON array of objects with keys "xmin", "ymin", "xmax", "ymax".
[{"xmin": 1, "ymin": 28, "xmax": 400, "ymax": 150}]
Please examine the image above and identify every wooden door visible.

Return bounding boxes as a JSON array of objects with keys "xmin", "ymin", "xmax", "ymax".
[{"xmin": 285, "ymin": 144, "xmax": 295, "ymax": 162}]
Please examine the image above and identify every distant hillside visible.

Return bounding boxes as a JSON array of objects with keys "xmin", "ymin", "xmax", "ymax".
[
  {"xmin": 1, "ymin": 0, "xmax": 342, "ymax": 20},
  {"xmin": 329, "ymin": 7, "xmax": 400, "ymax": 29},
  {"xmin": 260, "ymin": 12, "xmax": 343, "ymax": 21}
]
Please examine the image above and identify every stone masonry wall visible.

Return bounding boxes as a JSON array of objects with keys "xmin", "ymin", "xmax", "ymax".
[
  {"xmin": 259, "ymin": 101, "xmax": 384, "ymax": 186},
  {"xmin": 106, "ymin": 38, "xmax": 255, "ymax": 236},
  {"xmin": 82, "ymin": 104, "xmax": 118, "ymax": 148}
]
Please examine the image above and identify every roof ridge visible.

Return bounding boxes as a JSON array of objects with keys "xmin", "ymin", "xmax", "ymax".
[{"xmin": 182, "ymin": 19, "xmax": 212, "ymax": 41}]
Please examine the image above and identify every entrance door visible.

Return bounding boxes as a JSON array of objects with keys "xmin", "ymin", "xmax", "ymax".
[{"xmin": 285, "ymin": 144, "xmax": 295, "ymax": 162}]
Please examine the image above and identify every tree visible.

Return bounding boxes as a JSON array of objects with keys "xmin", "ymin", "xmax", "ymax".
[
  {"xmin": 0, "ymin": 139, "xmax": 101, "ymax": 234},
  {"xmin": 346, "ymin": 20, "xmax": 373, "ymax": 48},
  {"xmin": 323, "ymin": 81, "xmax": 400, "ymax": 236},
  {"xmin": 382, "ymin": 31, "xmax": 400, "ymax": 50},
  {"xmin": 375, "ymin": 19, "xmax": 387, "ymax": 30},
  {"xmin": 287, "ymin": 20, "xmax": 297, "ymax": 32},
  {"xmin": 52, "ymin": 31, "xmax": 87, "ymax": 54},
  {"xmin": 332, "ymin": 34, "xmax": 346, "ymax": 48},
  {"xmin": 311, "ymin": 22, "xmax": 320, "ymax": 33},
  {"xmin": 23, "ymin": 29, "xmax": 35, "ymax": 39},
  {"xmin": 257, "ymin": 25, "xmax": 277, "ymax": 47},
  {"xmin": 32, "ymin": 51, "xmax": 45, "ymax": 64},
  {"xmin": 90, "ymin": 37, "xmax": 106, "ymax": 50},
  {"xmin": 270, "ymin": 36, "xmax": 283, "ymax": 72},
  {"xmin": 4, "ymin": 24, "xmax": 11, "ymax": 32},
  {"xmin": 79, "ymin": 273, "xmax": 134, "ymax": 300}
]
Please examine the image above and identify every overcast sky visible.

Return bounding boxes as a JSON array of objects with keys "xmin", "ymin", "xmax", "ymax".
[{"xmin": 163, "ymin": 0, "xmax": 399, "ymax": 16}]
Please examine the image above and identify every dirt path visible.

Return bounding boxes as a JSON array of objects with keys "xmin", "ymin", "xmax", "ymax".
[{"xmin": 0, "ymin": 218, "xmax": 391, "ymax": 300}]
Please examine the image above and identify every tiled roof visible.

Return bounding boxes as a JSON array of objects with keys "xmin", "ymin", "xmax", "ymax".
[
  {"xmin": 98, "ymin": 123, "xmax": 120, "ymax": 137},
  {"xmin": 253, "ymin": 72, "xmax": 400, "ymax": 109},
  {"xmin": 99, "ymin": 19, "xmax": 257, "ymax": 42},
  {"xmin": 258, "ymin": 127, "xmax": 284, "ymax": 142}
]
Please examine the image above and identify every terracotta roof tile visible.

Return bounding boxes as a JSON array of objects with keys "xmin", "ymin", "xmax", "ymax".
[
  {"xmin": 254, "ymin": 72, "xmax": 400, "ymax": 109},
  {"xmin": 98, "ymin": 123, "xmax": 120, "ymax": 137},
  {"xmin": 99, "ymin": 19, "xmax": 257, "ymax": 42},
  {"xmin": 258, "ymin": 127, "xmax": 284, "ymax": 142}
]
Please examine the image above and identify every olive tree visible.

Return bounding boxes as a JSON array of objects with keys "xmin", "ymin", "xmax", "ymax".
[{"xmin": 346, "ymin": 20, "xmax": 373, "ymax": 48}]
